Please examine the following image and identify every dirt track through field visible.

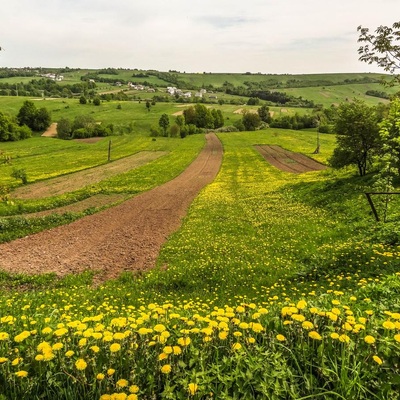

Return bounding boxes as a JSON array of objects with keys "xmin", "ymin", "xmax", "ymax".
[
  {"xmin": 255, "ymin": 145, "xmax": 326, "ymax": 173},
  {"xmin": 0, "ymin": 134, "xmax": 222, "ymax": 282},
  {"xmin": 12, "ymin": 151, "xmax": 168, "ymax": 199}
]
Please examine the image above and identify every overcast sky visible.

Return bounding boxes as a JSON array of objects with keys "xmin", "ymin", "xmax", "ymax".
[{"xmin": 0, "ymin": 0, "xmax": 398, "ymax": 74}]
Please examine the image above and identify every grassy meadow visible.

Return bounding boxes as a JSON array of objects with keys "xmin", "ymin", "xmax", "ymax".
[{"xmin": 1, "ymin": 69, "xmax": 400, "ymax": 398}]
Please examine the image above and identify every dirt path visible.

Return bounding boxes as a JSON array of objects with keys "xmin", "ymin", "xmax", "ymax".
[
  {"xmin": 0, "ymin": 134, "xmax": 223, "ymax": 281},
  {"xmin": 42, "ymin": 123, "xmax": 58, "ymax": 137},
  {"xmin": 255, "ymin": 145, "xmax": 326, "ymax": 173},
  {"xmin": 12, "ymin": 151, "xmax": 167, "ymax": 199}
]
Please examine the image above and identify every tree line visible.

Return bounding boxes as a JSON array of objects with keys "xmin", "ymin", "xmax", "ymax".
[{"xmin": 0, "ymin": 100, "xmax": 51, "ymax": 142}]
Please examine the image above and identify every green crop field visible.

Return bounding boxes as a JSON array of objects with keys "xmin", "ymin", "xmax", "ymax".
[{"xmin": 0, "ymin": 70, "xmax": 400, "ymax": 398}]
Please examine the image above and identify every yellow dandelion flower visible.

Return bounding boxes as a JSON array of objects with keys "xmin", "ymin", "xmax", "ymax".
[
  {"xmin": 0, "ymin": 332, "xmax": 10, "ymax": 341},
  {"xmin": 110, "ymin": 343, "xmax": 121, "ymax": 353},
  {"xmin": 41, "ymin": 327, "xmax": 52, "ymax": 335},
  {"xmin": 14, "ymin": 331, "xmax": 31, "ymax": 343},
  {"xmin": 291, "ymin": 314, "xmax": 306, "ymax": 322},
  {"xmin": 364, "ymin": 335, "xmax": 376, "ymax": 345},
  {"xmin": 394, "ymin": 334, "xmax": 400, "ymax": 343},
  {"xmin": 330, "ymin": 333, "xmax": 339, "ymax": 340},
  {"xmin": 177, "ymin": 337, "xmax": 191, "ymax": 346},
  {"xmin": 218, "ymin": 331, "xmax": 228, "ymax": 340},
  {"xmin": 188, "ymin": 383, "xmax": 198, "ymax": 395},
  {"xmin": 75, "ymin": 359, "xmax": 87, "ymax": 371},
  {"xmin": 52, "ymin": 343, "xmax": 63, "ymax": 351},
  {"xmin": 276, "ymin": 334, "xmax": 286, "ymax": 342},
  {"xmin": 0, "ymin": 357, "xmax": 8, "ymax": 364},
  {"xmin": 173, "ymin": 346, "xmax": 182, "ymax": 355},
  {"xmin": 96, "ymin": 373, "xmax": 105, "ymax": 380},
  {"xmin": 160, "ymin": 364, "xmax": 172, "ymax": 374},
  {"xmin": 163, "ymin": 346, "xmax": 173, "ymax": 354},
  {"xmin": 107, "ymin": 368, "xmax": 115, "ymax": 376},
  {"xmin": 65, "ymin": 350, "xmax": 75, "ymax": 358},
  {"xmin": 127, "ymin": 395, "xmax": 138, "ymax": 400},
  {"xmin": 15, "ymin": 370, "xmax": 28, "ymax": 378},
  {"xmin": 11, "ymin": 357, "xmax": 23, "ymax": 366},
  {"xmin": 54, "ymin": 328, "xmax": 68, "ymax": 337},
  {"xmin": 90, "ymin": 346, "xmax": 100, "ymax": 353},
  {"xmin": 154, "ymin": 324, "xmax": 166, "ymax": 333},
  {"xmin": 158, "ymin": 352, "xmax": 168, "ymax": 361},
  {"xmin": 373, "ymin": 355, "xmax": 383, "ymax": 365},
  {"xmin": 297, "ymin": 300, "xmax": 307, "ymax": 310},
  {"xmin": 129, "ymin": 385, "xmax": 139, "ymax": 393},
  {"xmin": 37, "ymin": 341, "xmax": 52, "ymax": 354},
  {"xmin": 113, "ymin": 332, "xmax": 125, "ymax": 341},
  {"xmin": 232, "ymin": 342, "xmax": 242, "ymax": 351},
  {"xmin": 308, "ymin": 331, "xmax": 322, "ymax": 340},
  {"xmin": 239, "ymin": 322, "xmax": 249, "ymax": 330},
  {"xmin": 339, "ymin": 334, "xmax": 350, "ymax": 343},
  {"xmin": 383, "ymin": 321, "xmax": 395, "ymax": 330},
  {"xmin": 116, "ymin": 379, "xmax": 129, "ymax": 388},
  {"xmin": 43, "ymin": 351, "xmax": 55, "ymax": 361},
  {"xmin": 35, "ymin": 354, "xmax": 44, "ymax": 361},
  {"xmin": 247, "ymin": 337, "xmax": 256, "ymax": 344},
  {"xmin": 302, "ymin": 321, "xmax": 314, "ymax": 330}
]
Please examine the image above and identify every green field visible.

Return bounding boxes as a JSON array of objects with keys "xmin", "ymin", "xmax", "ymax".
[
  {"xmin": 1, "ymin": 69, "xmax": 397, "ymax": 108},
  {"xmin": 0, "ymin": 76, "xmax": 400, "ymax": 398}
]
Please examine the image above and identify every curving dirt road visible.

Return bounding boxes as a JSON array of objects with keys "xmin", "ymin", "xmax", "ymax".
[{"xmin": 0, "ymin": 133, "xmax": 223, "ymax": 282}]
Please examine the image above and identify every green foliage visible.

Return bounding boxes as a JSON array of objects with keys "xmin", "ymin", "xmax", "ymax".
[
  {"xmin": 329, "ymin": 99, "xmax": 380, "ymax": 176},
  {"xmin": 241, "ymin": 110, "xmax": 261, "ymax": 131},
  {"xmin": 79, "ymin": 95, "xmax": 87, "ymax": 104},
  {"xmin": 56, "ymin": 117, "xmax": 72, "ymax": 139},
  {"xmin": 358, "ymin": 21, "xmax": 400, "ymax": 84},
  {"xmin": 182, "ymin": 104, "xmax": 224, "ymax": 130},
  {"xmin": 0, "ymin": 111, "xmax": 32, "ymax": 142},
  {"xmin": 159, "ymin": 113, "xmax": 170, "ymax": 136},
  {"xmin": 16, "ymin": 100, "xmax": 51, "ymax": 132},
  {"xmin": 10, "ymin": 168, "xmax": 28, "ymax": 184}
]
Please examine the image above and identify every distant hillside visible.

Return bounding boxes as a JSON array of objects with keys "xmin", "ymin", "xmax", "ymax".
[{"xmin": 0, "ymin": 68, "xmax": 398, "ymax": 108}]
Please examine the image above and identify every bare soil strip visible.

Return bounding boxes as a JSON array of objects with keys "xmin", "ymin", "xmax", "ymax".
[
  {"xmin": 12, "ymin": 151, "xmax": 167, "ymax": 200},
  {"xmin": 21, "ymin": 194, "xmax": 129, "ymax": 219},
  {"xmin": 41, "ymin": 122, "xmax": 58, "ymax": 137},
  {"xmin": 0, "ymin": 134, "xmax": 223, "ymax": 281},
  {"xmin": 255, "ymin": 145, "xmax": 326, "ymax": 173}
]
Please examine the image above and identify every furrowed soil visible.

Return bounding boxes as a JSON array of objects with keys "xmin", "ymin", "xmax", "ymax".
[
  {"xmin": 12, "ymin": 151, "xmax": 168, "ymax": 199},
  {"xmin": 0, "ymin": 134, "xmax": 222, "ymax": 282},
  {"xmin": 255, "ymin": 145, "xmax": 326, "ymax": 173}
]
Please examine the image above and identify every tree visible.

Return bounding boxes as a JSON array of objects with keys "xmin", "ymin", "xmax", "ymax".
[
  {"xmin": 16, "ymin": 100, "xmax": 51, "ymax": 132},
  {"xmin": 242, "ymin": 111, "xmax": 261, "ymax": 131},
  {"xmin": 211, "ymin": 109, "xmax": 224, "ymax": 128},
  {"xmin": 79, "ymin": 95, "xmax": 87, "ymax": 104},
  {"xmin": 93, "ymin": 97, "xmax": 101, "ymax": 106},
  {"xmin": 257, "ymin": 104, "xmax": 272, "ymax": 123},
  {"xmin": 146, "ymin": 100, "xmax": 151, "ymax": 112},
  {"xmin": 33, "ymin": 107, "xmax": 51, "ymax": 131},
  {"xmin": 17, "ymin": 100, "xmax": 37, "ymax": 128},
  {"xmin": 371, "ymin": 98, "xmax": 400, "ymax": 221},
  {"xmin": 159, "ymin": 114, "xmax": 170, "ymax": 137},
  {"xmin": 329, "ymin": 99, "xmax": 380, "ymax": 176},
  {"xmin": 357, "ymin": 21, "xmax": 400, "ymax": 85},
  {"xmin": 57, "ymin": 117, "xmax": 72, "ymax": 139}
]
